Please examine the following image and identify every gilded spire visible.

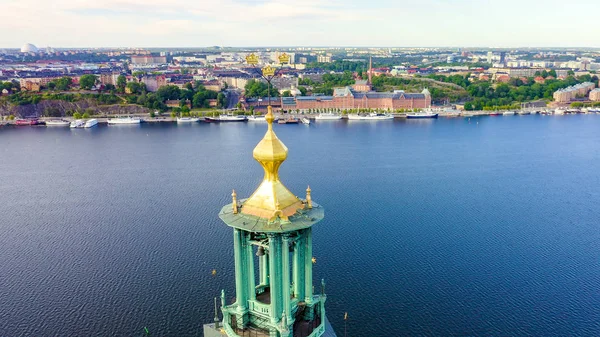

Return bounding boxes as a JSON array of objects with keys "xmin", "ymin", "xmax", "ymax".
[{"xmin": 241, "ymin": 106, "xmax": 304, "ymax": 219}]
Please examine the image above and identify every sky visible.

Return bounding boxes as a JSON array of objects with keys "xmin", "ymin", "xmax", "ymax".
[{"xmin": 0, "ymin": 0, "xmax": 599, "ymax": 48}]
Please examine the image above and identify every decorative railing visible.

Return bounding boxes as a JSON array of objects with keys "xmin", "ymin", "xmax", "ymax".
[{"xmin": 248, "ymin": 300, "xmax": 270, "ymax": 316}]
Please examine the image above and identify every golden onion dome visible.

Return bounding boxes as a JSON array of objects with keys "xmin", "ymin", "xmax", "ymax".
[{"xmin": 241, "ymin": 106, "xmax": 304, "ymax": 220}]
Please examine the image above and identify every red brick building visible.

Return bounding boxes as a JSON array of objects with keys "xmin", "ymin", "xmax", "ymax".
[{"xmin": 289, "ymin": 87, "xmax": 431, "ymax": 112}]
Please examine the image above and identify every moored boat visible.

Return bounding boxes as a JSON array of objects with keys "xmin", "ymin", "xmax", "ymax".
[
  {"xmin": 554, "ymin": 109, "xmax": 565, "ymax": 115},
  {"xmin": 84, "ymin": 119, "xmax": 98, "ymax": 128},
  {"xmin": 176, "ymin": 117, "xmax": 200, "ymax": 123},
  {"xmin": 301, "ymin": 117, "xmax": 310, "ymax": 125},
  {"xmin": 406, "ymin": 112, "xmax": 438, "ymax": 119},
  {"xmin": 347, "ymin": 113, "xmax": 393, "ymax": 120},
  {"xmin": 247, "ymin": 115, "xmax": 266, "ymax": 122},
  {"xmin": 314, "ymin": 113, "xmax": 342, "ymax": 120},
  {"xmin": 70, "ymin": 119, "xmax": 85, "ymax": 128},
  {"xmin": 503, "ymin": 111, "xmax": 516, "ymax": 116},
  {"xmin": 15, "ymin": 119, "xmax": 33, "ymax": 126},
  {"xmin": 278, "ymin": 116, "xmax": 300, "ymax": 124},
  {"xmin": 518, "ymin": 110, "xmax": 531, "ymax": 115},
  {"xmin": 45, "ymin": 119, "xmax": 71, "ymax": 126},
  {"xmin": 206, "ymin": 115, "xmax": 247, "ymax": 122},
  {"xmin": 107, "ymin": 117, "xmax": 141, "ymax": 125}
]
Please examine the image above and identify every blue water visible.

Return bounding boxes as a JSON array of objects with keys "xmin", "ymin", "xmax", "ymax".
[{"xmin": 1, "ymin": 115, "xmax": 599, "ymax": 336}]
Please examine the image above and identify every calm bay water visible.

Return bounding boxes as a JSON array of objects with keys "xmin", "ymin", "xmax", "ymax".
[{"xmin": 1, "ymin": 115, "xmax": 599, "ymax": 336}]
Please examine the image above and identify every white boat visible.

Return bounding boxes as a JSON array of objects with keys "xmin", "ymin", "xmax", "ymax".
[
  {"xmin": 206, "ymin": 115, "xmax": 246, "ymax": 122},
  {"xmin": 554, "ymin": 109, "xmax": 565, "ymax": 115},
  {"xmin": 176, "ymin": 117, "xmax": 200, "ymax": 123},
  {"xmin": 347, "ymin": 113, "xmax": 393, "ymax": 120},
  {"xmin": 518, "ymin": 110, "xmax": 531, "ymax": 115},
  {"xmin": 301, "ymin": 117, "xmax": 310, "ymax": 125},
  {"xmin": 406, "ymin": 112, "xmax": 438, "ymax": 119},
  {"xmin": 84, "ymin": 119, "xmax": 98, "ymax": 128},
  {"xmin": 107, "ymin": 117, "xmax": 141, "ymax": 125},
  {"xmin": 315, "ymin": 113, "xmax": 342, "ymax": 120},
  {"xmin": 503, "ymin": 111, "xmax": 516, "ymax": 116},
  {"xmin": 45, "ymin": 119, "xmax": 70, "ymax": 126},
  {"xmin": 247, "ymin": 115, "xmax": 266, "ymax": 122},
  {"xmin": 70, "ymin": 119, "xmax": 85, "ymax": 128}
]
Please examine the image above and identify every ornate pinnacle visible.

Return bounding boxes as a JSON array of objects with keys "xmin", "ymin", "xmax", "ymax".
[
  {"xmin": 232, "ymin": 189, "xmax": 238, "ymax": 214},
  {"xmin": 214, "ymin": 297, "xmax": 220, "ymax": 328},
  {"xmin": 306, "ymin": 185, "xmax": 312, "ymax": 209}
]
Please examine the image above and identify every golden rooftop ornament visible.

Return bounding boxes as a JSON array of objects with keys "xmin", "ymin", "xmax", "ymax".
[
  {"xmin": 245, "ymin": 53, "xmax": 259, "ymax": 65},
  {"xmin": 278, "ymin": 52, "xmax": 290, "ymax": 64},
  {"xmin": 261, "ymin": 65, "xmax": 276, "ymax": 77}
]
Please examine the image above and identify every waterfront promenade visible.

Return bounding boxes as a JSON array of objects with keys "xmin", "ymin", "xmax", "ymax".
[{"xmin": 2, "ymin": 108, "xmax": 595, "ymax": 126}]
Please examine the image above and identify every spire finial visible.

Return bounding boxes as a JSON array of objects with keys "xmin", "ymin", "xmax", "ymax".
[
  {"xmin": 231, "ymin": 189, "xmax": 238, "ymax": 214},
  {"xmin": 306, "ymin": 185, "xmax": 312, "ymax": 209}
]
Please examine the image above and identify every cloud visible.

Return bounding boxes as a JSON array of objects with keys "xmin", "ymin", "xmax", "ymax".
[{"xmin": 0, "ymin": 0, "xmax": 598, "ymax": 47}]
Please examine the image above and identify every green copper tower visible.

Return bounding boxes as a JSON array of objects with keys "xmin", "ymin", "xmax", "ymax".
[{"xmin": 204, "ymin": 107, "xmax": 336, "ymax": 337}]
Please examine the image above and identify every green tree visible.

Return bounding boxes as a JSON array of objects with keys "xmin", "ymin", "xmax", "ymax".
[
  {"xmin": 82, "ymin": 112, "xmax": 90, "ymax": 119},
  {"xmin": 55, "ymin": 77, "xmax": 73, "ymax": 91},
  {"xmin": 79, "ymin": 75, "xmax": 97, "ymax": 90},
  {"xmin": 73, "ymin": 112, "xmax": 82, "ymax": 119},
  {"xmin": 126, "ymin": 82, "xmax": 142, "ymax": 94},
  {"xmin": 217, "ymin": 92, "xmax": 226, "ymax": 108},
  {"xmin": 116, "ymin": 75, "xmax": 127, "ymax": 93},
  {"xmin": 155, "ymin": 85, "xmax": 182, "ymax": 102},
  {"xmin": 282, "ymin": 90, "xmax": 292, "ymax": 97}
]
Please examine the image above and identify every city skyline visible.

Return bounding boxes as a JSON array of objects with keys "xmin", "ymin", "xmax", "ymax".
[{"xmin": 1, "ymin": 0, "xmax": 599, "ymax": 48}]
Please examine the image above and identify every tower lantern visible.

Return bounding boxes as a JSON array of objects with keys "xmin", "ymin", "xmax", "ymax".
[{"xmin": 203, "ymin": 106, "xmax": 335, "ymax": 337}]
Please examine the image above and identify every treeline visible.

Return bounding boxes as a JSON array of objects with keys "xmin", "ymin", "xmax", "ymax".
[
  {"xmin": 371, "ymin": 75, "xmax": 469, "ymax": 103},
  {"xmin": 463, "ymin": 74, "xmax": 599, "ymax": 110},
  {"xmin": 125, "ymin": 83, "xmax": 223, "ymax": 111},
  {"xmin": 4, "ymin": 92, "xmax": 120, "ymax": 106},
  {"xmin": 244, "ymin": 80, "xmax": 280, "ymax": 98},
  {"xmin": 297, "ymin": 71, "xmax": 355, "ymax": 96}
]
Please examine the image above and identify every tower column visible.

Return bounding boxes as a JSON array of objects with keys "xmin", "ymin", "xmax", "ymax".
[
  {"xmin": 293, "ymin": 235, "xmax": 305, "ymax": 301},
  {"xmin": 246, "ymin": 235, "xmax": 256, "ymax": 301},
  {"xmin": 282, "ymin": 235, "xmax": 291, "ymax": 323},
  {"xmin": 304, "ymin": 228, "xmax": 313, "ymax": 304},
  {"xmin": 233, "ymin": 229, "xmax": 247, "ymax": 312},
  {"xmin": 268, "ymin": 234, "xmax": 282, "ymax": 323},
  {"xmin": 260, "ymin": 253, "xmax": 269, "ymax": 286}
]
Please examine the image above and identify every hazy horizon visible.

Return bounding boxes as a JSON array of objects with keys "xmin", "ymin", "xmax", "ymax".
[{"xmin": 1, "ymin": 0, "xmax": 599, "ymax": 49}]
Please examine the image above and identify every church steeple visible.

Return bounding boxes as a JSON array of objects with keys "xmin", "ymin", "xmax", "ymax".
[{"xmin": 368, "ymin": 56, "xmax": 373, "ymax": 85}]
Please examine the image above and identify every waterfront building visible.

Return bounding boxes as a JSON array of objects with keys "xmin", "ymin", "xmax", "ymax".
[
  {"xmin": 293, "ymin": 87, "xmax": 431, "ymax": 112},
  {"xmin": 553, "ymin": 82, "xmax": 596, "ymax": 103},
  {"xmin": 203, "ymin": 107, "xmax": 336, "ymax": 337},
  {"xmin": 590, "ymin": 88, "xmax": 600, "ymax": 101}
]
